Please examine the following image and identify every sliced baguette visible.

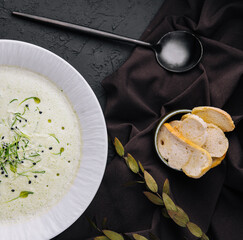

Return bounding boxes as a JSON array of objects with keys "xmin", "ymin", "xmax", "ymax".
[
  {"xmin": 211, "ymin": 154, "xmax": 226, "ymax": 168},
  {"xmin": 202, "ymin": 123, "xmax": 229, "ymax": 158},
  {"xmin": 192, "ymin": 106, "xmax": 235, "ymax": 132},
  {"xmin": 157, "ymin": 123, "xmax": 212, "ymax": 178},
  {"xmin": 177, "ymin": 114, "xmax": 207, "ymax": 147},
  {"xmin": 169, "ymin": 120, "xmax": 181, "ymax": 129}
]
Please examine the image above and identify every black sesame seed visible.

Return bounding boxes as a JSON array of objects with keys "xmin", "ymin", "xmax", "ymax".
[
  {"xmin": 1, "ymin": 136, "xmax": 4, "ymax": 139},
  {"xmin": 1, "ymin": 171, "xmax": 4, "ymax": 174},
  {"xmin": 34, "ymin": 175, "xmax": 37, "ymax": 178},
  {"xmin": 25, "ymin": 119, "xmax": 27, "ymax": 122},
  {"xmin": 21, "ymin": 161, "xmax": 24, "ymax": 163},
  {"xmin": 0, "ymin": 167, "xmax": 3, "ymax": 170},
  {"xmin": 15, "ymin": 156, "xmax": 18, "ymax": 159},
  {"xmin": 39, "ymin": 111, "xmax": 42, "ymax": 114},
  {"xmin": 19, "ymin": 119, "xmax": 22, "ymax": 123},
  {"xmin": 5, "ymin": 175, "xmax": 8, "ymax": 178},
  {"xmin": 25, "ymin": 104, "xmax": 29, "ymax": 108},
  {"xmin": 17, "ymin": 146, "xmax": 19, "ymax": 150},
  {"xmin": 28, "ymin": 180, "xmax": 31, "ymax": 184},
  {"xmin": 33, "ymin": 162, "xmax": 36, "ymax": 165},
  {"xmin": 11, "ymin": 189, "xmax": 15, "ymax": 192},
  {"xmin": 11, "ymin": 127, "xmax": 14, "ymax": 130},
  {"xmin": 15, "ymin": 126, "xmax": 18, "ymax": 129},
  {"xmin": 41, "ymin": 150, "xmax": 44, "ymax": 153},
  {"xmin": 49, "ymin": 147, "xmax": 52, "ymax": 150}
]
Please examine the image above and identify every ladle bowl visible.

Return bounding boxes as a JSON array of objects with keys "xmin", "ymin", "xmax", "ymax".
[
  {"xmin": 154, "ymin": 31, "xmax": 203, "ymax": 72},
  {"xmin": 12, "ymin": 12, "xmax": 203, "ymax": 73}
]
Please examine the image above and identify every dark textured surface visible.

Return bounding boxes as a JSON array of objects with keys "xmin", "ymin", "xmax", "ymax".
[
  {"xmin": 1, "ymin": 0, "xmax": 163, "ymax": 110},
  {"xmin": 0, "ymin": 0, "xmax": 163, "ymax": 239}
]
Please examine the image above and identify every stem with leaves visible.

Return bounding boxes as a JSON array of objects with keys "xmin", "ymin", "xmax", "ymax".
[{"xmin": 113, "ymin": 137, "xmax": 209, "ymax": 240}]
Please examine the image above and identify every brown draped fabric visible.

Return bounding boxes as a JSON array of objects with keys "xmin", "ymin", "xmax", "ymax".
[{"xmin": 82, "ymin": 0, "xmax": 243, "ymax": 239}]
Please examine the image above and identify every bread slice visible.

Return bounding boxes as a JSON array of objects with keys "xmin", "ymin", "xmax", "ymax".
[
  {"xmin": 181, "ymin": 113, "xmax": 191, "ymax": 120},
  {"xmin": 157, "ymin": 123, "xmax": 212, "ymax": 178},
  {"xmin": 192, "ymin": 106, "xmax": 235, "ymax": 132},
  {"xmin": 211, "ymin": 154, "xmax": 226, "ymax": 168},
  {"xmin": 177, "ymin": 114, "xmax": 207, "ymax": 147},
  {"xmin": 169, "ymin": 120, "xmax": 181, "ymax": 129},
  {"xmin": 202, "ymin": 123, "xmax": 228, "ymax": 158}
]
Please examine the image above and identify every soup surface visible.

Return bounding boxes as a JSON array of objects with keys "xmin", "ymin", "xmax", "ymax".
[{"xmin": 0, "ymin": 66, "xmax": 82, "ymax": 222}]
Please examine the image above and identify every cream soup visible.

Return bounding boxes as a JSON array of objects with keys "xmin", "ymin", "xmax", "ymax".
[{"xmin": 0, "ymin": 66, "xmax": 82, "ymax": 222}]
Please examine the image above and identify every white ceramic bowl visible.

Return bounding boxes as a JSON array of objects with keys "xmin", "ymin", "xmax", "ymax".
[{"xmin": 0, "ymin": 40, "xmax": 108, "ymax": 240}]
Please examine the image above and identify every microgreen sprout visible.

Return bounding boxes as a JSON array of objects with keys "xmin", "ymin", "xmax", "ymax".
[
  {"xmin": 5, "ymin": 191, "xmax": 34, "ymax": 203},
  {"xmin": 49, "ymin": 134, "xmax": 60, "ymax": 143},
  {"xmin": 19, "ymin": 97, "xmax": 41, "ymax": 105}
]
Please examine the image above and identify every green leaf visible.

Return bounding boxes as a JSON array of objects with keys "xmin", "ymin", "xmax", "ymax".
[
  {"xmin": 162, "ymin": 193, "xmax": 177, "ymax": 211},
  {"xmin": 103, "ymin": 230, "xmax": 124, "ymax": 240},
  {"xmin": 167, "ymin": 206, "xmax": 189, "ymax": 227},
  {"xmin": 201, "ymin": 233, "xmax": 210, "ymax": 240},
  {"xmin": 187, "ymin": 222, "xmax": 203, "ymax": 238},
  {"xmin": 94, "ymin": 236, "xmax": 110, "ymax": 240},
  {"xmin": 143, "ymin": 191, "xmax": 163, "ymax": 205},
  {"xmin": 10, "ymin": 164, "xmax": 17, "ymax": 173},
  {"xmin": 144, "ymin": 171, "xmax": 158, "ymax": 193},
  {"xmin": 138, "ymin": 161, "xmax": 144, "ymax": 173},
  {"xmin": 19, "ymin": 191, "xmax": 34, "ymax": 198},
  {"xmin": 114, "ymin": 138, "xmax": 124, "ymax": 157},
  {"xmin": 126, "ymin": 153, "xmax": 139, "ymax": 173},
  {"xmin": 132, "ymin": 233, "xmax": 148, "ymax": 240},
  {"xmin": 163, "ymin": 178, "xmax": 170, "ymax": 195}
]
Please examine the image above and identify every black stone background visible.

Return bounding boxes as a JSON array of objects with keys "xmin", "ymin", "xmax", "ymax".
[{"xmin": 0, "ymin": 0, "xmax": 164, "ymax": 239}]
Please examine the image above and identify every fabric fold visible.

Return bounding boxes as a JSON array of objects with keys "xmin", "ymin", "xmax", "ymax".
[{"xmin": 82, "ymin": 0, "xmax": 243, "ymax": 239}]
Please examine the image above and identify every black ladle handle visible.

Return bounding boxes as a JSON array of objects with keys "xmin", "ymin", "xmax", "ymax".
[{"xmin": 12, "ymin": 11, "xmax": 152, "ymax": 48}]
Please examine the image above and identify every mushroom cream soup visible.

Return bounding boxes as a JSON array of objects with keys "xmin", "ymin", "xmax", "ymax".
[{"xmin": 0, "ymin": 66, "xmax": 82, "ymax": 222}]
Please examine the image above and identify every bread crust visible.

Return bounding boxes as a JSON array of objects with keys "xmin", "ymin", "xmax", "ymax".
[{"xmin": 192, "ymin": 106, "xmax": 235, "ymax": 132}]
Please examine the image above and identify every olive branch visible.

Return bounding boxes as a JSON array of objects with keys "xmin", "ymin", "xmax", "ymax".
[{"xmin": 90, "ymin": 137, "xmax": 209, "ymax": 240}]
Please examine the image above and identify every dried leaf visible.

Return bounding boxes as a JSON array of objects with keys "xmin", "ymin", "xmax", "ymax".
[
  {"xmin": 126, "ymin": 153, "xmax": 139, "ymax": 173},
  {"xmin": 123, "ymin": 180, "xmax": 144, "ymax": 187},
  {"xmin": 148, "ymin": 232, "xmax": 160, "ymax": 240},
  {"xmin": 187, "ymin": 222, "xmax": 203, "ymax": 238},
  {"xmin": 161, "ymin": 208, "xmax": 170, "ymax": 218},
  {"xmin": 123, "ymin": 234, "xmax": 133, "ymax": 240},
  {"xmin": 162, "ymin": 193, "xmax": 177, "ymax": 211},
  {"xmin": 167, "ymin": 206, "xmax": 189, "ymax": 227},
  {"xmin": 94, "ymin": 236, "xmax": 110, "ymax": 240},
  {"xmin": 103, "ymin": 230, "xmax": 124, "ymax": 240},
  {"xmin": 163, "ymin": 178, "xmax": 170, "ymax": 195},
  {"xmin": 132, "ymin": 233, "xmax": 148, "ymax": 240},
  {"xmin": 144, "ymin": 171, "xmax": 158, "ymax": 193},
  {"xmin": 114, "ymin": 137, "xmax": 124, "ymax": 157},
  {"xmin": 138, "ymin": 161, "xmax": 144, "ymax": 173},
  {"xmin": 201, "ymin": 233, "xmax": 209, "ymax": 240},
  {"xmin": 102, "ymin": 217, "xmax": 108, "ymax": 229},
  {"xmin": 86, "ymin": 216, "xmax": 100, "ymax": 232},
  {"xmin": 143, "ymin": 191, "xmax": 163, "ymax": 206}
]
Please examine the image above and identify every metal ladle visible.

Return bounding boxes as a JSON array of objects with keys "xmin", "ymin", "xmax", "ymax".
[{"xmin": 12, "ymin": 11, "xmax": 203, "ymax": 73}]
